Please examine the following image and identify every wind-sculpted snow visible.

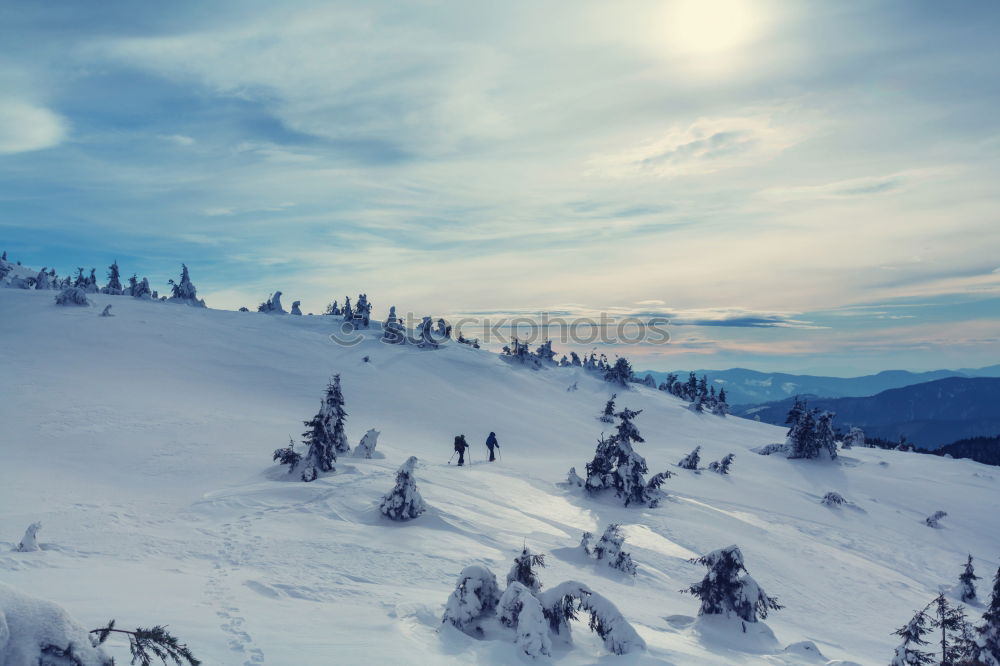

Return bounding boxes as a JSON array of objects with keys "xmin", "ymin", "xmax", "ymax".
[{"xmin": 1, "ymin": 288, "xmax": 999, "ymax": 664}]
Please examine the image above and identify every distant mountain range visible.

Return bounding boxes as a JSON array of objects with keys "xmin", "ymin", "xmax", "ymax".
[
  {"xmin": 730, "ymin": 376, "xmax": 1000, "ymax": 449},
  {"xmin": 638, "ymin": 365, "xmax": 1000, "ymax": 406}
]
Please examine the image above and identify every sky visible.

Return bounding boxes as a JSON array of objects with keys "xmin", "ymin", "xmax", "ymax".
[{"xmin": 1, "ymin": 0, "xmax": 998, "ymax": 376}]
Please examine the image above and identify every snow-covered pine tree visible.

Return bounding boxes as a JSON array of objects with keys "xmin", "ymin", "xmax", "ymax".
[
  {"xmin": 298, "ymin": 375, "xmax": 349, "ymax": 481},
  {"xmin": 677, "ymin": 446, "xmax": 701, "ymax": 470},
  {"xmin": 353, "ymin": 294, "xmax": 371, "ymax": 328},
  {"xmin": 342, "ymin": 296, "xmax": 353, "ymax": 323},
  {"xmin": 589, "ymin": 524, "xmax": 637, "ymax": 576},
  {"xmin": 134, "ymin": 277, "xmax": 152, "ymax": 299},
  {"xmin": 843, "ymin": 426, "xmax": 866, "ymax": 449},
  {"xmin": 599, "ymin": 394, "xmax": 616, "ymax": 423},
  {"xmin": 325, "ymin": 300, "xmax": 340, "ymax": 316},
  {"xmin": 929, "ymin": 593, "xmax": 973, "ymax": 664},
  {"xmin": 506, "ymin": 546, "xmax": 545, "ymax": 593},
  {"xmin": 272, "ymin": 437, "xmax": 302, "ymax": 474},
  {"xmin": 604, "ymin": 357, "xmax": 633, "ymax": 387},
  {"xmin": 34, "ymin": 269, "xmax": 52, "ymax": 290},
  {"xmin": 570, "ymin": 351, "xmax": 582, "ymax": 366},
  {"xmin": 84, "ymin": 268, "xmax": 100, "ymax": 293},
  {"xmin": 787, "ymin": 409, "xmax": 819, "ymax": 459},
  {"xmin": 168, "ymin": 264, "xmax": 206, "ymax": 307},
  {"xmin": 442, "ymin": 565, "xmax": 501, "ymax": 635},
  {"xmin": 785, "ymin": 396, "xmax": 806, "ymax": 429},
  {"xmin": 102, "ymin": 261, "xmax": 123, "ymax": 295},
  {"xmin": 290, "ymin": 300, "xmax": 302, "ymax": 315},
  {"xmin": 125, "ymin": 273, "xmax": 138, "ymax": 296},
  {"xmin": 814, "ymin": 411, "xmax": 838, "ymax": 459},
  {"xmin": 534, "ymin": 340, "xmax": 556, "ymax": 364},
  {"xmin": 584, "ymin": 407, "xmax": 668, "ymax": 507},
  {"xmin": 381, "ymin": 305, "xmax": 406, "ymax": 344},
  {"xmin": 971, "ymin": 564, "xmax": 1000, "ymax": 665},
  {"xmin": 708, "ymin": 453, "xmax": 735, "ymax": 474},
  {"xmin": 15, "ymin": 521, "xmax": 42, "ymax": 552},
  {"xmin": 890, "ymin": 603, "xmax": 935, "ymax": 666},
  {"xmin": 536, "ymin": 581, "xmax": 646, "ymax": 655},
  {"xmin": 960, "ymin": 554, "xmax": 980, "ymax": 604},
  {"xmin": 685, "ymin": 545, "xmax": 782, "ymax": 624},
  {"xmin": 497, "ymin": 581, "xmax": 551, "ymax": 658},
  {"xmin": 712, "ymin": 388, "xmax": 729, "ymax": 416},
  {"xmin": 379, "ymin": 456, "xmax": 426, "ymax": 521},
  {"xmin": 418, "ymin": 316, "xmax": 440, "ymax": 349}
]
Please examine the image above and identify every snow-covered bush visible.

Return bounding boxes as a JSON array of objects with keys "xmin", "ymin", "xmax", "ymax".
[
  {"xmin": 54, "ymin": 287, "xmax": 90, "ymax": 306},
  {"xmin": 0, "ymin": 583, "xmax": 114, "ymax": 665},
  {"xmin": 564, "ymin": 467, "xmax": 584, "ymax": 487},
  {"xmin": 753, "ymin": 443, "xmax": 790, "ymax": 456},
  {"xmin": 685, "ymin": 545, "xmax": 782, "ymax": 624},
  {"xmin": 100, "ymin": 305, "xmax": 113, "ymax": 317},
  {"xmin": 498, "ymin": 582, "xmax": 551, "ymax": 658},
  {"xmin": 708, "ymin": 453, "xmax": 734, "ymax": 474},
  {"xmin": 379, "ymin": 456, "xmax": 426, "ymax": 521},
  {"xmin": 134, "ymin": 277, "xmax": 152, "ymax": 299},
  {"xmin": 273, "ymin": 438, "xmax": 302, "ymax": 474},
  {"xmin": 351, "ymin": 428, "xmax": 380, "ymax": 458},
  {"xmin": 258, "ymin": 291, "xmax": 287, "ymax": 314},
  {"xmin": 506, "ymin": 547, "xmax": 545, "ymax": 593},
  {"xmin": 583, "ymin": 524, "xmax": 636, "ymax": 577},
  {"xmin": 821, "ymin": 492, "xmax": 848, "ymax": 507},
  {"xmin": 537, "ymin": 581, "xmax": 645, "ymax": 655},
  {"xmin": 35, "ymin": 269, "xmax": 53, "ymax": 290},
  {"xmin": 843, "ymin": 426, "xmax": 865, "ymax": 449},
  {"xmin": 290, "ymin": 300, "xmax": 302, "ymax": 315},
  {"xmin": 925, "ymin": 510, "xmax": 947, "ymax": 528},
  {"xmin": 678, "ymin": 446, "xmax": 701, "ymax": 470},
  {"xmin": 417, "ymin": 316, "xmax": 440, "ymax": 349},
  {"xmin": 15, "ymin": 522, "xmax": 41, "ymax": 552},
  {"xmin": 442, "ymin": 565, "xmax": 501, "ymax": 635}
]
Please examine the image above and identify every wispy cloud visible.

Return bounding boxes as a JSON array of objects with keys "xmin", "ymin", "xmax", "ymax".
[{"xmin": 0, "ymin": 101, "xmax": 67, "ymax": 154}]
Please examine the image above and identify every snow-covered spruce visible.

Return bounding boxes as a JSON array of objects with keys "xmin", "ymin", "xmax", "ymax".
[
  {"xmin": 297, "ymin": 375, "xmax": 349, "ymax": 482},
  {"xmin": 101, "ymin": 261, "xmax": 123, "ymax": 295},
  {"xmin": 417, "ymin": 316, "xmax": 440, "ymax": 349},
  {"xmin": 536, "ymin": 581, "xmax": 646, "ymax": 655},
  {"xmin": 0, "ymin": 583, "xmax": 113, "ymax": 666},
  {"xmin": 35, "ymin": 269, "xmax": 53, "ymax": 290},
  {"xmin": 258, "ymin": 291, "xmax": 287, "ymax": 314},
  {"xmin": 677, "ymin": 445, "xmax": 701, "ymax": 470},
  {"xmin": 890, "ymin": 602, "xmax": 934, "ymax": 666},
  {"xmin": 783, "ymin": 401, "xmax": 839, "ymax": 460},
  {"xmin": 272, "ymin": 437, "xmax": 302, "ymax": 474},
  {"xmin": 843, "ymin": 425, "xmax": 866, "ymax": 449},
  {"xmin": 971, "ymin": 563, "xmax": 1000, "ymax": 665},
  {"xmin": 685, "ymin": 545, "xmax": 782, "ymax": 624},
  {"xmin": 599, "ymin": 394, "xmax": 616, "ymax": 423},
  {"xmin": 15, "ymin": 521, "xmax": 41, "ymax": 552},
  {"xmin": 134, "ymin": 277, "xmax": 152, "ymax": 299},
  {"xmin": 583, "ymin": 407, "xmax": 671, "ymax": 507},
  {"xmin": 959, "ymin": 554, "xmax": 980, "ymax": 604},
  {"xmin": 506, "ymin": 547, "xmax": 545, "ymax": 593},
  {"xmin": 54, "ymin": 286, "xmax": 90, "ymax": 306},
  {"xmin": 379, "ymin": 456, "xmax": 426, "ymax": 521},
  {"xmin": 441, "ymin": 565, "xmax": 501, "ymax": 635},
  {"xmin": 707, "ymin": 453, "xmax": 735, "ymax": 474},
  {"xmin": 498, "ymin": 582, "xmax": 551, "ymax": 658},
  {"xmin": 603, "ymin": 357, "xmax": 633, "ymax": 387},
  {"xmin": 582, "ymin": 524, "xmax": 637, "ymax": 577},
  {"xmin": 381, "ymin": 305, "xmax": 406, "ymax": 344},
  {"xmin": 351, "ymin": 428, "xmax": 380, "ymax": 458},
  {"xmin": 925, "ymin": 510, "xmax": 947, "ymax": 528},
  {"xmin": 354, "ymin": 294, "xmax": 371, "ymax": 328},
  {"xmin": 167, "ymin": 264, "xmax": 206, "ymax": 307}
]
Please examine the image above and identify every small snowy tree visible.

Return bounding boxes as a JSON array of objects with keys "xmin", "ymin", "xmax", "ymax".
[
  {"xmin": 417, "ymin": 316, "xmax": 439, "ymax": 349},
  {"xmin": 534, "ymin": 340, "xmax": 556, "ymax": 364},
  {"xmin": 925, "ymin": 510, "xmax": 947, "ymax": 528},
  {"xmin": 54, "ymin": 287, "xmax": 90, "ymax": 306},
  {"xmin": 351, "ymin": 428, "xmax": 380, "ymax": 458},
  {"xmin": 290, "ymin": 300, "xmax": 302, "ymax": 315},
  {"xmin": 258, "ymin": 291, "xmax": 286, "ymax": 314},
  {"xmin": 891, "ymin": 603, "xmax": 935, "ymax": 666},
  {"xmin": 678, "ymin": 446, "xmax": 701, "ymax": 470},
  {"xmin": 379, "ymin": 456, "xmax": 426, "ymax": 521},
  {"xmin": 814, "ymin": 411, "xmax": 838, "ymax": 459},
  {"xmin": 381, "ymin": 305, "xmax": 406, "ymax": 344},
  {"xmin": 15, "ymin": 522, "xmax": 41, "ymax": 552},
  {"xmin": 787, "ymin": 409, "xmax": 819, "ymax": 459},
  {"xmin": 442, "ymin": 565, "xmax": 501, "ymax": 635},
  {"xmin": 565, "ymin": 467, "xmax": 585, "ymax": 487},
  {"xmin": 821, "ymin": 491, "xmax": 848, "ymax": 506},
  {"xmin": 498, "ymin": 582, "xmax": 551, "ymax": 658},
  {"xmin": 843, "ymin": 426, "xmax": 865, "ymax": 449},
  {"xmin": 355, "ymin": 294, "xmax": 371, "ymax": 328},
  {"xmin": 134, "ymin": 277, "xmax": 152, "ymax": 299},
  {"xmin": 708, "ymin": 453, "xmax": 734, "ymax": 475},
  {"xmin": 960, "ymin": 554, "xmax": 980, "ymax": 604},
  {"xmin": 685, "ymin": 545, "xmax": 782, "ymax": 624},
  {"xmin": 599, "ymin": 394, "xmax": 616, "ymax": 423},
  {"xmin": 102, "ymin": 261, "xmax": 123, "ymax": 295},
  {"xmin": 604, "ymin": 357, "xmax": 633, "ymax": 387},
  {"xmin": 168, "ymin": 264, "xmax": 206, "ymax": 307},
  {"xmin": 929, "ymin": 594, "xmax": 972, "ymax": 665},
  {"xmin": 35, "ymin": 269, "xmax": 52, "ymax": 290},
  {"xmin": 537, "ymin": 581, "xmax": 645, "ymax": 655},
  {"xmin": 584, "ymin": 408, "xmax": 668, "ymax": 507},
  {"xmin": 298, "ymin": 375, "xmax": 349, "ymax": 481},
  {"xmin": 272, "ymin": 437, "xmax": 302, "ymax": 474},
  {"xmin": 587, "ymin": 524, "xmax": 636, "ymax": 577},
  {"xmin": 507, "ymin": 547, "xmax": 545, "ymax": 593}
]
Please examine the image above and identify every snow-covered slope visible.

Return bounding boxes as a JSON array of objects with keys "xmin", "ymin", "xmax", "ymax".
[{"xmin": 1, "ymin": 287, "xmax": 997, "ymax": 665}]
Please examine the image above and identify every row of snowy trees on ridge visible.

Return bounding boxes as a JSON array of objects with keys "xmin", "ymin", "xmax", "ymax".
[{"xmin": 656, "ymin": 371, "xmax": 730, "ymax": 415}]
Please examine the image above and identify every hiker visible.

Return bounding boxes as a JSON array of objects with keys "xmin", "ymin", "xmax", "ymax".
[
  {"xmin": 454, "ymin": 434, "xmax": 470, "ymax": 466},
  {"xmin": 485, "ymin": 432, "xmax": 500, "ymax": 462}
]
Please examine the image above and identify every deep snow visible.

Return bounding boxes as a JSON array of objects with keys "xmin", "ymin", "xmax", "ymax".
[{"xmin": 1, "ymin": 287, "xmax": 998, "ymax": 664}]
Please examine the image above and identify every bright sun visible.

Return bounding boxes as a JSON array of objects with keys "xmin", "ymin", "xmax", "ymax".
[{"xmin": 665, "ymin": 0, "xmax": 762, "ymax": 56}]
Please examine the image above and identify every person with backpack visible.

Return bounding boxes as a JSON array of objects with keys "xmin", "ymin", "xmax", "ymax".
[
  {"xmin": 485, "ymin": 432, "xmax": 500, "ymax": 462},
  {"xmin": 453, "ymin": 434, "xmax": 470, "ymax": 466}
]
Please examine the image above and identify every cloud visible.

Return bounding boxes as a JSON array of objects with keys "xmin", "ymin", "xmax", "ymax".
[
  {"xmin": 161, "ymin": 134, "xmax": 195, "ymax": 146},
  {"xmin": 758, "ymin": 168, "xmax": 950, "ymax": 202},
  {"xmin": 587, "ymin": 113, "xmax": 802, "ymax": 179},
  {"xmin": 0, "ymin": 102, "xmax": 67, "ymax": 154}
]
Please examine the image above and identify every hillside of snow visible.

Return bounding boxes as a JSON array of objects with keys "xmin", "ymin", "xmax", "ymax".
[{"xmin": 2, "ymin": 286, "xmax": 998, "ymax": 665}]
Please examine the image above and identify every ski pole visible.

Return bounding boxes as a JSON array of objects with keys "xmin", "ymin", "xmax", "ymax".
[{"xmin": 448, "ymin": 451, "xmax": 456, "ymax": 464}]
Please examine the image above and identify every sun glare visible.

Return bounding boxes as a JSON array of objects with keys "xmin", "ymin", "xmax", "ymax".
[{"xmin": 665, "ymin": 0, "xmax": 762, "ymax": 56}]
